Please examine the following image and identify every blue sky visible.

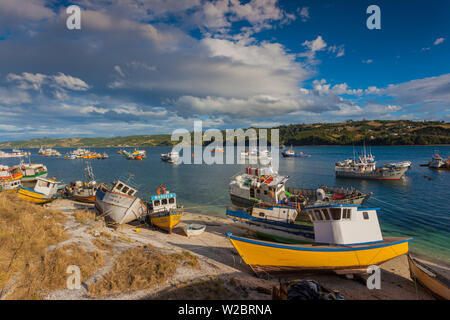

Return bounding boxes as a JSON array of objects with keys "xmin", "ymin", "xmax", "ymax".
[{"xmin": 0, "ymin": 0, "xmax": 448, "ymax": 141}]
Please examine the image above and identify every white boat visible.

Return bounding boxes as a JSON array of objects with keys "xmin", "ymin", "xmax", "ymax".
[
  {"xmin": 20, "ymin": 162, "xmax": 48, "ymax": 182},
  {"xmin": 183, "ymin": 223, "xmax": 206, "ymax": 237},
  {"xmin": 95, "ymin": 179, "xmax": 146, "ymax": 225},
  {"xmin": 38, "ymin": 147, "xmax": 61, "ymax": 157},
  {"xmin": 0, "ymin": 150, "xmax": 30, "ymax": 158},
  {"xmin": 429, "ymin": 154, "xmax": 447, "ymax": 169},
  {"xmin": 17, "ymin": 177, "xmax": 60, "ymax": 203},
  {"xmin": 0, "ymin": 179, "xmax": 22, "ymax": 192},
  {"xmin": 161, "ymin": 151, "xmax": 179, "ymax": 163},
  {"xmin": 229, "ymin": 166, "xmax": 371, "ymax": 209}
]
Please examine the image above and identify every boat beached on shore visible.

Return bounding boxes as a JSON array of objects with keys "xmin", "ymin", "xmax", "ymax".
[
  {"xmin": 227, "ymin": 204, "xmax": 412, "ymax": 274},
  {"xmin": 17, "ymin": 177, "xmax": 60, "ymax": 204},
  {"xmin": 146, "ymin": 186, "xmax": 182, "ymax": 233},
  {"xmin": 95, "ymin": 179, "xmax": 146, "ymax": 225}
]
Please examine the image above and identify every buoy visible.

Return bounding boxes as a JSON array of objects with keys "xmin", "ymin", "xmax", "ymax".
[{"xmin": 135, "ymin": 228, "xmax": 141, "ymax": 233}]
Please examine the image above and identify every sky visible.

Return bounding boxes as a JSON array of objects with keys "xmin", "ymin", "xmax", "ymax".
[{"xmin": 0, "ymin": 0, "xmax": 449, "ymax": 141}]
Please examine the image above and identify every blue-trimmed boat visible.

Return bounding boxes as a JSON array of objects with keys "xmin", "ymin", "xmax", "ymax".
[
  {"xmin": 146, "ymin": 186, "xmax": 182, "ymax": 233},
  {"xmin": 226, "ymin": 205, "xmax": 314, "ymax": 244},
  {"xmin": 227, "ymin": 204, "xmax": 412, "ymax": 274}
]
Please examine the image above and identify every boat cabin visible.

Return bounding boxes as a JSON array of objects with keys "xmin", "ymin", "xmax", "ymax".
[
  {"xmin": 34, "ymin": 177, "xmax": 59, "ymax": 196},
  {"xmin": 148, "ymin": 192, "xmax": 177, "ymax": 213},
  {"xmin": 111, "ymin": 180, "xmax": 137, "ymax": 196},
  {"xmin": 252, "ymin": 205, "xmax": 298, "ymax": 223},
  {"xmin": 304, "ymin": 205, "xmax": 383, "ymax": 245}
]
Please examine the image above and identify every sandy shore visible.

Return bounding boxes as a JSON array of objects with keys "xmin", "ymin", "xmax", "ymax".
[{"xmin": 29, "ymin": 199, "xmax": 446, "ymax": 300}]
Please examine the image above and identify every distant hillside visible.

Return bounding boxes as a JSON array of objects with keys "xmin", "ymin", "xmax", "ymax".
[{"xmin": 0, "ymin": 120, "xmax": 449, "ymax": 148}]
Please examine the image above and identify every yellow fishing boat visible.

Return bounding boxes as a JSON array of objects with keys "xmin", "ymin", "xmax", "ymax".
[
  {"xmin": 227, "ymin": 204, "xmax": 412, "ymax": 274},
  {"xmin": 17, "ymin": 177, "xmax": 59, "ymax": 204},
  {"xmin": 146, "ymin": 186, "xmax": 182, "ymax": 233}
]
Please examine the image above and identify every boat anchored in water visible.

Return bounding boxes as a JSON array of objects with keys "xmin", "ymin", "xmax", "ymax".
[
  {"xmin": 227, "ymin": 204, "xmax": 413, "ymax": 274},
  {"xmin": 427, "ymin": 153, "xmax": 450, "ymax": 170},
  {"xmin": 161, "ymin": 150, "xmax": 179, "ymax": 163},
  {"xmin": 281, "ymin": 145, "xmax": 311, "ymax": 158},
  {"xmin": 146, "ymin": 185, "xmax": 182, "ymax": 233},
  {"xmin": 335, "ymin": 148, "xmax": 411, "ymax": 180},
  {"xmin": 95, "ymin": 179, "xmax": 146, "ymax": 224}
]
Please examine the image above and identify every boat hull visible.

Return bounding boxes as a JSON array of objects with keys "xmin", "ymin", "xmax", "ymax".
[
  {"xmin": 184, "ymin": 224, "xmax": 206, "ymax": 237},
  {"xmin": 407, "ymin": 254, "xmax": 450, "ymax": 300},
  {"xmin": 100, "ymin": 191, "xmax": 146, "ymax": 224},
  {"xmin": 226, "ymin": 208, "xmax": 314, "ymax": 243},
  {"xmin": 336, "ymin": 167, "xmax": 408, "ymax": 180},
  {"xmin": 150, "ymin": 211, "xmax": 182, "ymax": 233},
  {"xmin": 17, "ymin": 187, "xmax": 55, "ymax": 204},
  {"xmin": 71, "ymin": 192, "xmax": 96, "ymax": 203},
  {"xmin": 228, "ymin": 234, "xmax": 412, "ymax": 272},
  {"xmin": 21, "ymin": 171, "xmax": 48, "ymax": 182}
]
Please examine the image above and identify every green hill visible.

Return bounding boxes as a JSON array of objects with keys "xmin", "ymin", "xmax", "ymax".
[{"xmin": 0, "ymin": 120, "xmax": 449, "ymax": 148}]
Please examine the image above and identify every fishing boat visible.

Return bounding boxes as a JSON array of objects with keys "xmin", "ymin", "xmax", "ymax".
[
  {"xmin": 161, "ymin": 150, "xmax": 179, "ymax": 163},
  {"xmin": 125, "ymin": 149, "xmax": 146, "ymax": 160},
  {"xmin": 17, "ymin": 177, "xmax": 60, "ymax": 204},
  {"xmin": 20, "ymin": 162, "xmax": 48, "ymax": 182},
  {"xmin": 229, "ymin": 166, "xmax": 370, "ymax": 209},
  {"xmin": 227, "ymin": 204, "xmax": 412, "ymax": 274},
  {"xmin": 38, "ymin": 147, "xmax": 61, "ymax": 157},
  {"xmin": 407, "ymin": 254, "xmax": 450, "ymax": 300},
  {"xmin": 281, "ymin": 145, "xmax": 311, "ymax": 158},
  {"xmin": 226, "ymin": 204, "xmax": 314, "ymax": 244},
  {"xmin": 94, "ymin": 179, "xmax": 146, "ymax": 224},
  {"xmin": 0, "ymin": 179, "xmax": 22, "ymax": 193},
  {"xmin": 0, "ymin": 165, "xmax": 23, "ymax": 182},
  {"xmin": 428, "ymin": 153, "xmax": 449, "ymax": 169},
  {"xmin": 183, "ymin": 223, "xmax": 206, "ymax": 237},
  {"xmin": 335, "ymin": 146, "xmax": 411, "ymax": 180},
  {"xmin": 0, "ymin": 150, "xmax": 30, "ymax": 158},
  {"xmin": 146, "ymin": 186, "xmax": 182, "ymax": 233},
  {"xmin": 67, "ymin": 162, "xmax": 99, "ymax": 203}
]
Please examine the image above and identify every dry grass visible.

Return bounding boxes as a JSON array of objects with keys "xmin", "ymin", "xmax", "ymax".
[
  {"xmin": 74, "ymin": 210, "xmax": 96, "ymax": 224},
  {"xmin": 8, "ymin": 244, "xmax": 105, "ymax": 299},
  {"xmin": 92, "ymin": 239, "xmax": 112, "ymax": 251},
  {"xmin": 0, "ymin": 193, "xmax": 67, "ymax": 293},
  {"xmin": 88, "ymin": 246, "xmax": 199, "ymax": 297},
  {"xmin": 0, "ymin": 193, "xmax": 105, "ymax": 299}
]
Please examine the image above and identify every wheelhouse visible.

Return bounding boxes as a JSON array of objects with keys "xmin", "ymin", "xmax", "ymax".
[
  {"xmin": 148, "ymin": 192, "xmax": 177, "ymax": 213},
  {"xmin": 111, "ymin": 180, "xmax": 138, "ymax": 196},
  {"xmin": 303, "ymin": 205, "xmax": 383, "ymax": 245}
]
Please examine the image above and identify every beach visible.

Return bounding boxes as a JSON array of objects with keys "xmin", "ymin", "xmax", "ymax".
[{"xmin": 0, "ymin": 194, "xmax": 445, "ymax": 300}]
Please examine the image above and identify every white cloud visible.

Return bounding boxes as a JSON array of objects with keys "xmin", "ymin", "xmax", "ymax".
[
  {"xmin": 434, "ymin": 37, "xmax": 445, "ymax": 45},
  {"xmin": 297, "ymin": 7, "xmax": 310, "ymax": 22}
]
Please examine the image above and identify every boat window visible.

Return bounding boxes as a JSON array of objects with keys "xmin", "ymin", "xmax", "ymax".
[
  {"xmin": 343, "ymin": 209, "xmax": 351, "ymax": 220},
  {"xmin": 363, "ymin": 212, "xmax": 369, "ymax": 220},
  {"xmin": 128, "ymin": 189, "xmax": 134, "ymax": 196},
  {"xmin": 117, "ymin": 183, "xmax": 123, "ymax": 190},
  {"xmin": 313, "ymin": 210, "xmax": 322, "ymax": 221},
  {"xmin": 162, "ymin": 199, "xmax": 168, "ymax": 205},
  {"xmin": 259, "ymin": 213, "xmax": 265, "ymax": 217},
  {"xmin": 122, "ymin": 186, "xmax": 129, "ymax": 194},
  {"xmin": 169, "ymin": 198, "xmax": 175, "ymax": 204},
  {"xmin": 154, "ymin": 200, "xmax": 160, "ymax": 206},
  {"xmin": 330, "ymin": 208, "xmax": 341, "ymax": 220},
  {"xmin": 321, "ymin": 209, "xmax": 331, "ymax": 220},
  {"xmin": 264, "ymin": 190, "xmax": 267, "ymax": 195}
]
